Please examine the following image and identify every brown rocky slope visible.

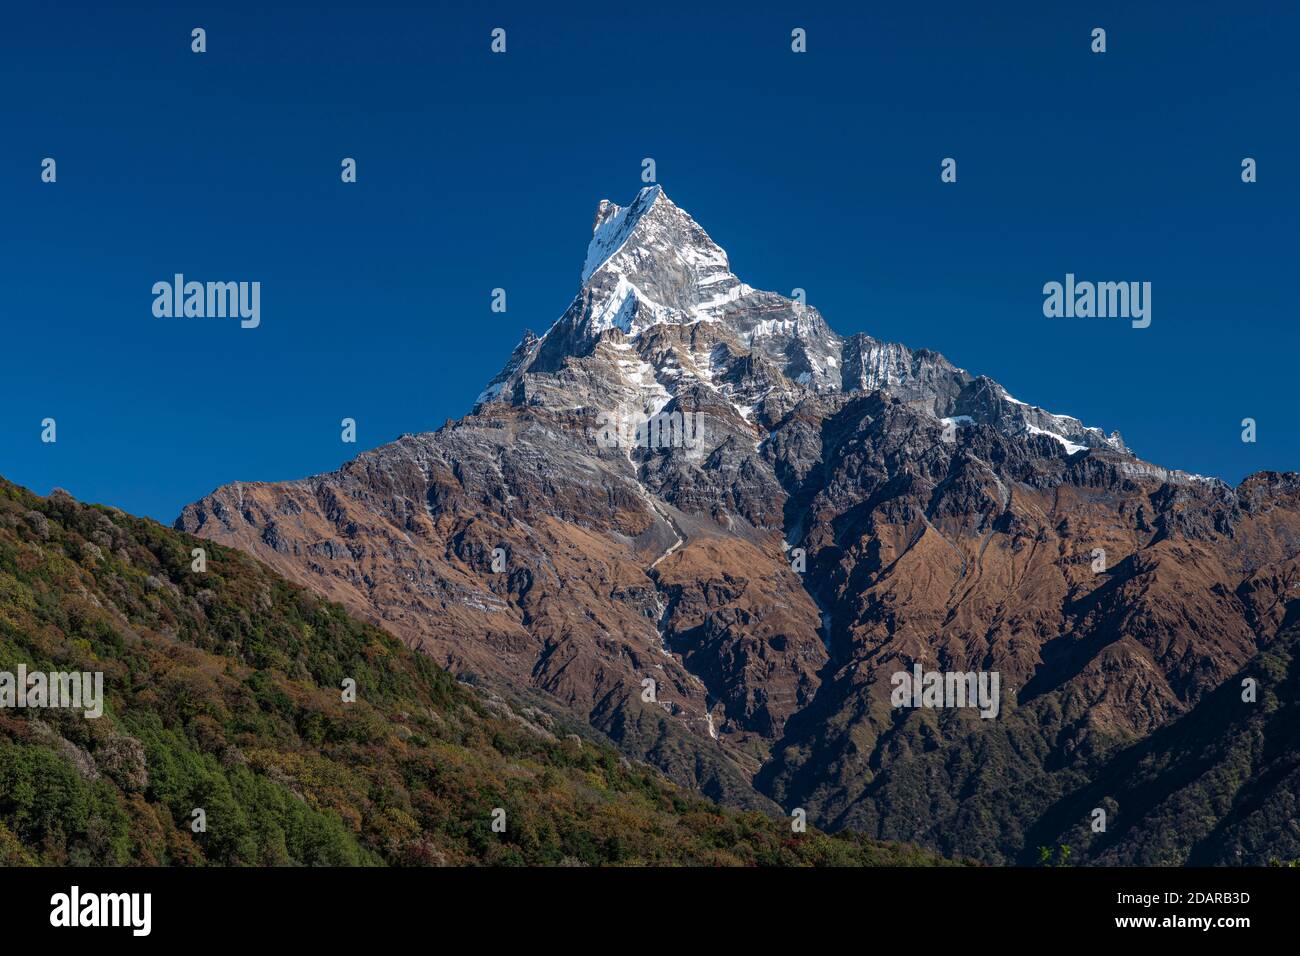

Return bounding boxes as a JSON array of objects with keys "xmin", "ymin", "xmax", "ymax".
[{"xmin": 179, "ymin": 187, "xmax": 1300, "ymax": 862}]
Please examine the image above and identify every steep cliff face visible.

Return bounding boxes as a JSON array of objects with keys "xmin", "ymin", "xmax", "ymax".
[{"xmin": 178, "ymin": 187, "xmax": 1300, "ymax": 861}]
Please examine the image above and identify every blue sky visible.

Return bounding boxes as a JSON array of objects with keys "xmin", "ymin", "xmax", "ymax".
[{"xmin": 1, "ymin": 1, "xmax": 1296, "ymax": 522}]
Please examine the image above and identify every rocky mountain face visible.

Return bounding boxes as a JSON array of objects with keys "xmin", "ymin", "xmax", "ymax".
[{"xmin": 178, "ymin": 186, "xmax": 1300, "ymax": 862}]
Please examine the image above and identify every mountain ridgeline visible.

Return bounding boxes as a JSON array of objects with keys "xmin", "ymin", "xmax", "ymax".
[
  {"xmin": 177, "ymin": 186, "xmax": 1300, "ymax": 865},
  {"xmin": 0, "ymin": 478, "xmax": 948, "ymax": 866}
]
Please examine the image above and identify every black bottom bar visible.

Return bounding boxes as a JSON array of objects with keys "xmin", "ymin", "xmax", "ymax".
[{"xmin": 1, "ymin": 865, "xmax": 1282, "ymax": 941}]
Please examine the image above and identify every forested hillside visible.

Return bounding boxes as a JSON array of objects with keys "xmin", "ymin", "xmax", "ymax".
[{"xmin": 0, "ymin": 478, "xmax": 948, "ymax": 867}]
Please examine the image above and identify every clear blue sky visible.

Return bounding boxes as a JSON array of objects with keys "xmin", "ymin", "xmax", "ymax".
[{"xmin": 1, "ymin": 1, "xmax": 1296, "ymax": 522}]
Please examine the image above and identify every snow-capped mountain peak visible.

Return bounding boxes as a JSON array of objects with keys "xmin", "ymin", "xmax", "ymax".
[
  {"xmin": 576, "ymin": 185, "xmax": 748, "ymax": 335},
  {"xmin": 582, "ymin": 185, "xmax": 666, "ymax": 283},
  {"xmin": 477, "ymin": 187, "xmax": 1132, "ymax": 462}
]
